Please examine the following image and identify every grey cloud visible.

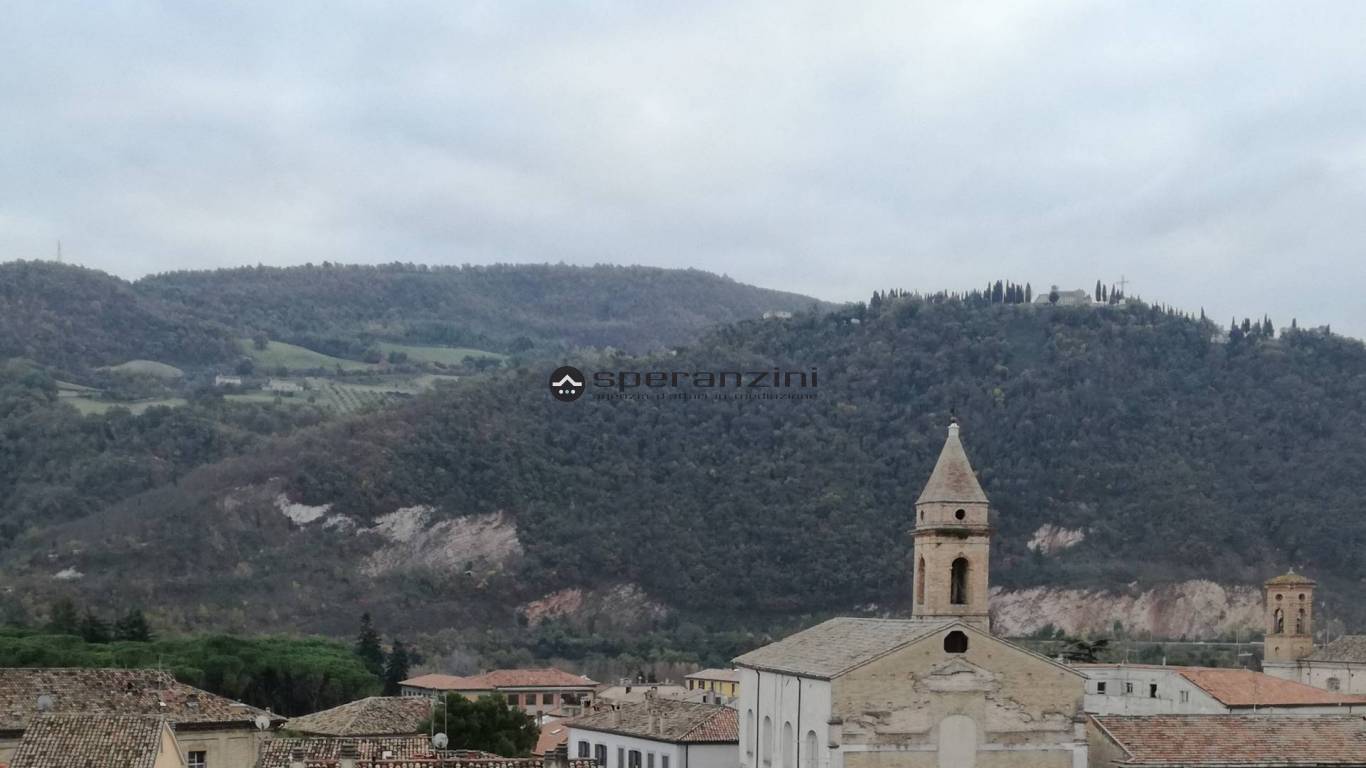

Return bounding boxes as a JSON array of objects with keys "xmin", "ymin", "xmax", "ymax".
[{"xmin": 2, "ymin": 1, "xmax": 1365, "ymax": 335}]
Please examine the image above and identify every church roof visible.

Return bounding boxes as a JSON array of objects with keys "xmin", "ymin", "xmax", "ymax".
[
  {"xmin": 732, "ymin": 617, "xmax": 951, "ymax": 679},
  {"xmin": 1091, "ymin": 714, "xmax": 1366, "ymax": 766},
  {"xmin": 1177, "ymin": 667, "xmax": 1366, "ymax": 707},
  {"xmin": 1264, "ymin": 570, "xmax": 1316, "ymax": 587},
  {"xmin": 916, "ymin": 422, "xmax": 988, "ymax": 505},
  {"xmin": 1307, "ymin": 635, "xmax": 1366, "ymax": 664}
]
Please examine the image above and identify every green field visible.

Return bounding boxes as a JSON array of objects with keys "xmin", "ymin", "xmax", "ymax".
[
  {"xmin": 378, "ymin": 342, "xmax": 505, "ymax": 366},
  {"xmin": 65, "ymin": 397, "xmax": 187, "ymax": 415},
  {"xmin": 241, "ymin": 340, "xmax": 373, "ymax": 372},
  {"xmin": 101, "ymin": 360, "xmax": 185, "ymax": 378}
]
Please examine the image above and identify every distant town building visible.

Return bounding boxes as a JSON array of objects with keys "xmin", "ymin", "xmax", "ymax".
[
  {"xmin": 10, "ymin": 714, "xmax": 185, "ymax": 768},
  {"xmin": 0, "ymin": 668, "xmax": 281, "ymax": 768},
  {"xmin": 1088, "ymin": 714, "xmax": 1366, "ymax": 767},
  {"xmin": 568, "ymin": 697, "xmax": 737, "ymax": 768},
  {"xmin": 1033, "ymin": 287, "xmax": 1094, "ymax": 306},
  {"xmin": 265, "ymin": 379, "xmax": 303, "ymax": 393},
  {"xmin": 285, "ymin": 696, "xmax": 432, "ymax": 737},
  {"xmin": 400, "ymin": 668, "xmax": 598, "ymax": 715},
  {"xmin": 682, "ymin": 669, "xmax": 739, "ymax": 700},
  {"xmin": 761, "ymin": 311, "xmax": 793, "ymax": 320},
  {"xmin": 1078, "ymin": 664, "xmax": 1366, "ymax": 715},
  {"xmin": 594, "ymin": 683, "xmax": 706, "ymax": 707},
  {"xmin": 214, "ymin": 375, "xmax": 243, "ymax": 387}
]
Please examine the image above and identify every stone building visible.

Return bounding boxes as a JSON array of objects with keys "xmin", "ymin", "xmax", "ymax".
[
  {"xmin": 1260, "ymin": 570, "xmax": 1366, "ymax": 694},
  {"xmin": 734, "ymin": 421, "xmax": 1088, "ymax": 768}
]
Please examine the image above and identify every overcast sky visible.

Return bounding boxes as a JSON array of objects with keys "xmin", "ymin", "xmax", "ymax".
[{"xmin": 3, "ymin": 2, "xmax": 1365, "ymax": 334}]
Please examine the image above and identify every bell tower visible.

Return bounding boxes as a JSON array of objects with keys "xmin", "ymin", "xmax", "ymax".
[
  {"xmin": 1263, "ymin": 570, "xmax": 1315, "ymax": 664},
  {"xmin": 911, "ymin": 419, "xmax": 991, "ymax": 631}
]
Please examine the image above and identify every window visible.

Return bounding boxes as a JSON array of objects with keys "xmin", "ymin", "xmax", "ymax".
[
  {"xmin": 950, "ymin": 558, "xmax": 969, "ymax": 605},
  {"xmin": 648, "ymin": 753, "xmax": 655, "ymax": 768},
  {"xmin": 595, "ymin": 745, "xmax": 608, "ymax": 765},
  {"xmin": 916, "ymin": 558, "xmax": 925, "ymax": 605},
  {"xmin": 1149, "ymin": 684, "xmax": 1158, "ymax": 699},
  {"xmin": 943, "ymin": 630, "xmax": 968, "ymax": 653},
  {"xmin": 1296, "ymin": 608, "xmax": 1305, "ymax": 634},
  {"xmin": 954, "ymin": 508, "xmax": 966, "ymax": 520},
  {"xmin": 762, "ymin": 716, "xmax": 773, "ymax": 765},
  {"xmin": 746, "ymin": 710, "xmax": 755, "ymax": 757},
  {"xmin": 782, "ymin": 722, "xmax": 794, "ymax": 768},
  {"xmin": 805, "ymin": 730, "xmax": 819, "ymax": 768},
  {"xmin": 1125, "ymin": 683, "xmax": 1134, "ymax": 695},
  {"xmin": 663, "ymin": 758, "xmax": 670, "ymax": 768},
  {"xmin": 579, "ymin": 742, "xmax": 592, "ymax": 758},
  {"xmin": 629, "ymin": 751, "xmax": 642, "ymax": 768},
  {"xmin": 1096, "ymin": 682, "xmax": 1107, "ymax": 695},
  {"xmin": 618, "ymin": 748, "xmax": 625, "ymax": 768},
  {"xmin": 1274, "ymin": 608, "xmax": 1285, "ymax": 634},
  {"xmin": 1180, "ymin": 690, "xmax": 1190, "ymax": 703},
  {"xmin": 1328, "ymin": 678, "xmax": 1342, "ymax": 692},
  {"xmin": 507, "ymin": 693, "xmax": 520, "ymax": 706},
  {"xmin": 544, "ymin": 693, "xmax": 556, "ymax": 705},
  {"xmin": 188, "ymin": 753, "xmax": 207, "ymax": 768}
]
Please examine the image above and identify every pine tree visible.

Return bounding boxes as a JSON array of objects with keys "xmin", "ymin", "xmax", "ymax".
[
  {"xmin": 356, "ymin": 612, "xmax": 385, "ymax": 675},
  {"xmin": 1024, "ymin": 283, "xmax": 1032, "ymax": 303},
  {"xmin": 47, "ymin": 598, "xmax": 80, "ymax": 636},
  {"xmin": 114, "ymin": 608, "xmax": 153, "ymax": 642},
  {"xmin": 78, "ymin": 609, "xmax": 110, "ymax": 643},
  {"xmin": 383, "ymin": 639, "xmax": 411, "ymax": 695},
  {"xmin": 1095, "ymin": 280, "xmax": 1102, "ymax": 302}
]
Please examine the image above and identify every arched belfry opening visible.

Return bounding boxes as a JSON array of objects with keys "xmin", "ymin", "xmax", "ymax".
[
  {"xmin": 1274, "ymin": 608, "xmax": 1284, "ymax": 633},
  {"xmin": 950, "ymin": 558, "xmax": 969, "ymax": 605},
  {"xmin": 916, "ymin": 558, "xmax": 926, "ymax": 605}
]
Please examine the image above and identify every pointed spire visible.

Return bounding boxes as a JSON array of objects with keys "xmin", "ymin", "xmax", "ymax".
[{"xmin": 916, "ymin": 419, "xmax": 989, "ymax": 505}]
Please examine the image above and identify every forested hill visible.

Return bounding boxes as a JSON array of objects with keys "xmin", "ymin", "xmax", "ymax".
[
  {"xmin": 0, "ymin": 261, "xmax": 822, "ymax": 373},
  {"xmin": 137, "ymin": 263, "xmax": 821, "ymax": 356},
  {"xmin": 0, "ymin": 262, "xmax": 238, "ymax": 370},
  {"xmin": 7, "ymin": 295, "xmax": 1365, "ymax": 635}
]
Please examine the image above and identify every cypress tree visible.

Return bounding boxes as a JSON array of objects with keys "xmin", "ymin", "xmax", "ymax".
[{"xmin": 356, "ymin": 612, "xmax": 385, "ymax": 675}]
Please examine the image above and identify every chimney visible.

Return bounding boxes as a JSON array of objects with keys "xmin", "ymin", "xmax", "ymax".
[
  {"xmin": 289, "ymin": 748, "xmax": 306, "ymax": 768},
  {"xmin": 339, "ymin": 742, "xmax": 359, "ymax": 768}
]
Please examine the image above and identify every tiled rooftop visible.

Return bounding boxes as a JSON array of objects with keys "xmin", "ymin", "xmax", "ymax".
[
  {"xmin": 1308, "ymin": 635, "xmax": 1366, "ymax": 664},
  {"xmin": 9, "ymin": 714, "xmax": 169, "ymax": 768},
  {"xmin": 402, "ymin": 669, "xmax": 597, "ymax": 693},
  {"xmin": 915, "ymin": 423, "xmax": 988, "ymax": 505},
  {"xmin": 257, "ymin": 737, "xmax": 493, "ymax": 767},
  {"xmin": 684, "ymin": 669, "xmax": 739, "ymax": 683},
  {"xmin": 0, "ymin": 668, "xmax": 278, "ymax": 731},
  {"xmin": 287, "ymin": 697, "xmax": 433, "ymax": 736},
  {"xmin": 401, "ymin": 674, "xmax": 491, "ymax": 692},
  {"xmin": 1092, "ymin": 714, "xmax": 1366, "ymax": 766},
  {"xmin": 570, "ymin": 699, "xmax": 737, "ymax": 744},
  {"xmin": 1178, "ymin": 667, "xmax": 1366, "ymax": 708},
  {"xmin": 733, "ymin": 617, "xmax": 949, "ymax": 679}
]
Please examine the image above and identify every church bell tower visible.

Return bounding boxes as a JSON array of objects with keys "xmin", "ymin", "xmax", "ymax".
[
  {"xmin": 911, "ymin": 419, "xmax": 992, "ymax": 631},
  {"xmin": 1263, "ymin": 570, "xmax": 1315, "ymax": 664}
]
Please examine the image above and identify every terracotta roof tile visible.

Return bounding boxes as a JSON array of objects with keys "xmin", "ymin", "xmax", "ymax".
[
  {"xmin": 1308, "ymin": 635, "xmax": 1366, "ymax": 664},
  {"xmin": 569, "ymin": 700, "xmax": 737, "ymax": 744},
  {"xmin": 258, "ymin": 737, "xmax": 493, "ymax": 767},
  {"xmin": 1178, "ymin": 667, "xmax": 1366, "ymax": 708},
  {"xmin": 287, "ymin": 697, "xmax": 433, "ymax": 737},
  {"xmin": 535, "ymin": 723, "xmax": 569, "ymax": 755},
  {"xmin": 10, "ymin": 714, "xmax": 170, "ymax": 768},
  {"xmin": 733, "ymin": 617, "xmax": 949, "ymax": 678},
  {"xmin": 476, "ymin": 669, "xmax": 597, "ymax": 689},
  {"xmin": 1092, "ymin": 714, "xmax": 1366, "ymax": 766},
  {"xmin": 1265, "ymin": 570, "xmax": 1317, "ymax": 586},
  {"xmin": 684, "ymin": 669, "xmax": 739, "ymax": 683},
  {"xmin": 0, "ymin": 668, "xmax": 278, "ymax": 731},
  {"xmin": 401, "ymin": 675, "xmax": 491, "ymax": 692}
]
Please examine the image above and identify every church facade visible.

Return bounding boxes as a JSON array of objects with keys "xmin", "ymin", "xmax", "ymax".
[{"xmin": 734, "ymin": 421, "xmax": 1088, "ymax": 768}]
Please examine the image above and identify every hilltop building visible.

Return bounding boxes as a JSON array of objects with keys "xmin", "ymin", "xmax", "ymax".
[
  {"xmin": 734, "ymin": 420, "xmax": 1089, "ymax": 768},
  {"xmin": 1259, "ymin": 570, "xmax": 1366, "ymax": 694}
]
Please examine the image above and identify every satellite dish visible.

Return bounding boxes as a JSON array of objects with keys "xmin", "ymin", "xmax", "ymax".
[
  {"xmin": 36, "ymin": 694, "xmax": 54, "ymax": 712},
  {"xmin": 254, "ymin": 714, "xmax": 272, "ymax": 731},
  {"xmin": 433, "ymin": 732, "xmax": 449, "ymax": 749}
]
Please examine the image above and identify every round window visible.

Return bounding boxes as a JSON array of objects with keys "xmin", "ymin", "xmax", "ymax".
[{"xmin": 954, "ymin": 509, "xmax": 966, "ymax": 520}]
